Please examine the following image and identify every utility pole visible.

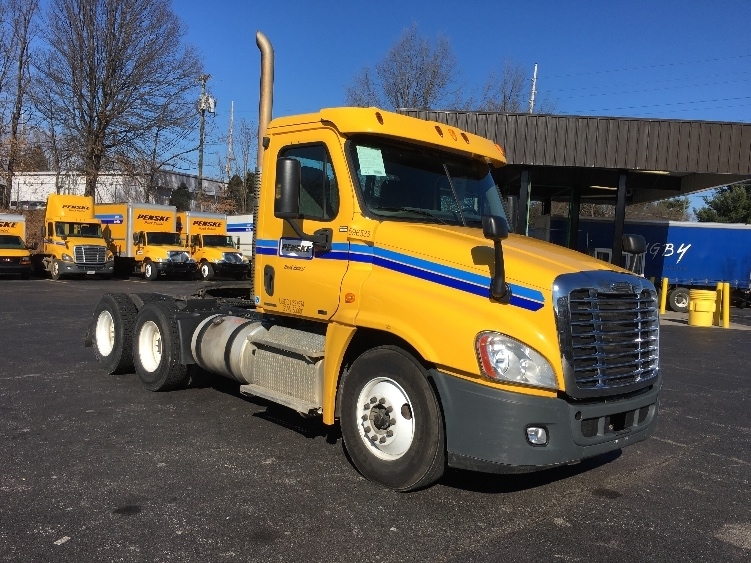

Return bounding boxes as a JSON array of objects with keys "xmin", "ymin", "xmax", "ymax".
[
  {"xmin": 197, "ymin": 74, "xmax": 215, "ymax": 209},
  {"xmin": 528, "ymin": 63, "xmax": 538, "ymax": 114},
  {"xmin": 226, "ymin": 101, "xmax": 235, "ymax": 182}
]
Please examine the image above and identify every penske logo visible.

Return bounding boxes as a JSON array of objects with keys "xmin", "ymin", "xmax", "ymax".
[
  {"xmin": 137, "ymin": 214, "xmax": 171, "ymax": 222},
  {"xmin": 63, "ymin": 204, "xmax": 89, "ymax": 211},
  {"xmin": 194, "ymin": 221, "xmax": 222, "ymax": 228},
  {"xmin": 0, "ymin": 222, "xmax": 17, "ymax": 228}
]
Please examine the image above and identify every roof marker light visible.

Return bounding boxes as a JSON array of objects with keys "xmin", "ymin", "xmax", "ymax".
[
  {"xmin": 375, "ymin": 112, "xmax": 384, "ymax": 124},
  {"xmin": 449, "ymin": 129, "xmax": 457, "ymax": 141},
  {"xmin": 461, "ymin": 133, "xmax": 470, "ymax": 144},
  {"xmin": 435, "ymin": 125, "xmax": 443, "ymax": 137}
]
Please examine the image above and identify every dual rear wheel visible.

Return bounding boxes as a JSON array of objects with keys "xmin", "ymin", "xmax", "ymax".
[{"xmin": 91, "ymin": 294, "xmax": 187, "ymax": 390}]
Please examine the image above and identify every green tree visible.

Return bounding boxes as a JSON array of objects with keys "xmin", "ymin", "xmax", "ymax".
[
  {"xmin": 694, "ymin": 182, "xmax": 751, "ymax": 223},
  {"xmin": 169, "ymin": 182, "xmax": 191, "ymax": 212}
]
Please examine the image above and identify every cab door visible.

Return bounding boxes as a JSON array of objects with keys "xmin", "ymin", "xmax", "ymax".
[{"xmin": 257, "ymin": 128, "xmax": 351, "ymax": 320}]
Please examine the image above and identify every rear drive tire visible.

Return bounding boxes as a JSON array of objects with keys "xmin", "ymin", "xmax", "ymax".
[
  {"xmin": 668, "ymin": 287, "xmax": 690, "ymax": 313},
  {"xmin": 143, "ymin": 260, "xmax": 158, "ymax": 281},
  {"xmin": 340, "ymin": 346, "xmax": 445, "ymax": 491},
  {"xmin": 200, "ymin": 261, "xmax": 214, "ymax": 281},
  {"xmin": 133, "ymin": 301, "xmax": 188, "ymax": 391},
  {"xmin": 92, "ymin": 293, "xmax": 138, "ymax": 374}
]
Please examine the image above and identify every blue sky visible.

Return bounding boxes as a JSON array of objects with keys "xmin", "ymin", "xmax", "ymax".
[{"xmin": 176, "ymin": 0, "xmax": 750, "ymax": 209}]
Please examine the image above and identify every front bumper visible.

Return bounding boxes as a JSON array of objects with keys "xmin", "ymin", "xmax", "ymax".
[
  {"xmin": 155, "ymin": 261, "xmax": 197, "ymax": 275},
  {"xmin": 213, "ymin": 262, "xmax": 250, "ymax": 276},
  {"xmin": 0, "ymin": 257, "xmax": 32, "ymax": 275},
  {"xmin": 430, "ymin": 370, "xmax": 660, "ymax": 473},
  {"xmin": 61, "ymin": 261, "xmax": 114, "ymax": 276}
]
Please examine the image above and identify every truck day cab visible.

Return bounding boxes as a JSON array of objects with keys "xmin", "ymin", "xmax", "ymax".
[
  {"xmin": 86, "ymin": 32, "xmax": 660, "ymax": 491},
  {"xmin": 0, "ymin": 214, "xmax": 33, "ymax": 278},
  {"xmin": 42, "ymin": 194, "xmax": 113, "ymax": 280},
  {"xmin": 178, "ymin": 211, "xmax": 249, "ymax": 281},
  {"xmin": 95, "ymin": 203, "xmax": 197, "ymax": 281}
]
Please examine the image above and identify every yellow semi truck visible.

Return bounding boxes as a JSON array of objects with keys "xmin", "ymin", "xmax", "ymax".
[
  {"xmin": 42, "ymin": 194, "xmax": 113, "ymax": 280},
  {"xmin": 95, "ymin": 203, "xmax": 197, "ymax": 281},
  {"xmin": 0, "ymin": 213, "xmax": 33, "ymax": 278},
  {"xmin": 177, "ymin": 211, "xmax": 250, "ymax": 281},
  {"xmin": 86, "ymin": 32, "xmax": 660, "ymax": 491}
]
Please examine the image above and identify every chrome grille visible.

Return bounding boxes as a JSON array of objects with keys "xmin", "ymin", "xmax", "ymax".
[
  {"xmin": 555, "ymin": 273, "xmax": 659, "ymax": 398},
  {"xmin": 74, "ymin": 245, "xmax": 106, "ymax": 264}
]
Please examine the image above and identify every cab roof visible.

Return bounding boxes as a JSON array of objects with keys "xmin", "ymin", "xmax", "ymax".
[{"xmin": 266, "ymin": 107, "xmax": 507, "ymax": 168}]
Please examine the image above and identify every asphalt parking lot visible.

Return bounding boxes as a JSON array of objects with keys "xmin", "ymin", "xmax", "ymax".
[{"xmin": 1, "ymin": 276, "xmax": 750, "ymax": 562}]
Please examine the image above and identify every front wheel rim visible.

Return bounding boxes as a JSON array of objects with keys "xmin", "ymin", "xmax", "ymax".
[
  {"xmin": 138, "ymin": 320, "xmax": 162, "ymax": 373},
  {"xmin": 355, "ymin": 377, "xmax": 415, "ymax": 461},
  {"xmin": 95, "ymin": 310, "xmax": 115, "ymax": 356},
  {"xmin": 201, "ymin": 264, "xmax": 209, "ymax": 278}
]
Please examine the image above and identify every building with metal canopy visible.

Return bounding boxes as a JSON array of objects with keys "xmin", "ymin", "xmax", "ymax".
[{"xmin": 401, "ymin": 110, "xmax": 751, "ymax": 265}]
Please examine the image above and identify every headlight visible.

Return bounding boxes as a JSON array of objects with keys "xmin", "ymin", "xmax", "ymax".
[
  {"xmin": 475, "ymin": 332, "xmax": 558, "ymax": 390},
  {"xmin": 222, "ymin": 252, "xmax": 243, "ymax": 263},
  {"xmin": 20, "ymin": 257, "xmax": 30, "ymax": 265},
  {"xmin": 153, "ymin": 257, "xmax": 164, "ymax": 263},
  {"xmin": 61, "ymin": 253, "xmax": 73, "ymax": 262},
  {"xmin": 106, "ymin": 252, "xmax": 114, "ymax": 261}
]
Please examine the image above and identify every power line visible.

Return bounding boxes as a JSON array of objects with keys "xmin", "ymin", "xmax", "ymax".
[
  {"xmin": 571, "ymin": 96, "xmax": 751, "ymax": 114},
  {"xmin": 545, "ymin": 53, "xmax": 751, "ymax": 79},
  {"xmin": 554, "ymin": 77, "xmax": 751, "ymax": 100}
]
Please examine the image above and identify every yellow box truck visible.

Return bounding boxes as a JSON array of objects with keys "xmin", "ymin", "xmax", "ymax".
[
  {"xmin": 0, "ymin": 213, "xmax": 33, "ymax": 278},
  {"xmin": 95, "ymin": 203, "xmax": 197, "ymax": 281},
  {"xmin": 42, "ymin": 194, "xmax": 113, "ymax": 280},
  {"xmin": 178, "ymin": 211, "xmax": 250, "ymax": 281},
  {"xmin": 86, "ymin": 32, "xmax": 660, "ymax": 491}
]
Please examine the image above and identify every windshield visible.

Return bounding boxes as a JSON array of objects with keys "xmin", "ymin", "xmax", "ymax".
[
  {"xmin": 55, "ymin": 222, "xmax": 102, "ymax": 238},
  {"xmin": 146, "ymin": 232, "xmax": 181, "ymax": 245},
  {"xmin": 203, "ymin": 235, "xmax": 235, "ymax": 247},
  {"xmin": 348, "ymin": 135, "xmax": 507, "ymax": 227},
  {"xmin": 0, "ymin": 235, "xmax": 25, "ymax": 249}
]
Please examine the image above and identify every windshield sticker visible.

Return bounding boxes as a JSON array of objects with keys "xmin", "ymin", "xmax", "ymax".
[{"xmin": 356, "ymin": 146, "xmax": 386, "ymax": 176}]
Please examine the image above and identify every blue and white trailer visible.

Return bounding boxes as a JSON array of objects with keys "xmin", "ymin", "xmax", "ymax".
[
  {"xmin": 227, "ymin": 214, "xmax": 254, "ymax": 256},
  {"xmin": 538, "ymin": 216, "xmax": 751, "ymax": 312}
]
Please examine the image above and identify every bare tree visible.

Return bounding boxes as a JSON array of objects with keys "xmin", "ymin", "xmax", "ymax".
[
  {"xmin": 36, "ymin": 0, "xmax": 203, "ymax": 200},
  {"xmin": 468, "ymin": 60, "xmax": 558, "ymax": 114},
  {"xmin": 3, "ymin": 0, "xmax": 39, "ymax": 208},
  {"xmin": 0, "ymin": 0, "xmax": 15, "ymax": 97},
  {"xmin": 345, "ymin": 24, "xmax": 462, "ymax": 110},
  {"xmin": 236, "ymin": 117, "xmax": 256, "ymax": 212}
]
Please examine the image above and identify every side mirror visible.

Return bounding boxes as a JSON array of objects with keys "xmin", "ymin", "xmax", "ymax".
[
  {"xmin": 482, "ymin": 215, "xmax": 509, "ymax": 241},
  {"xmin": 28, "ymin": 241, "xmax": 38, "ymax": 250},
  {"xmin": 622, "ymin": 234, "xmax": 646, "ymax": 255},
  {"xmin": 274, "ymin": 157, "xmax": 301, "ymax": 219},
  {"xmin": 235, "ymin": 236, "xmax": 240, "ymax": 249},
  {"xmin": 133, "ymin": 232, "xmax": 141, "ymax": 245}
]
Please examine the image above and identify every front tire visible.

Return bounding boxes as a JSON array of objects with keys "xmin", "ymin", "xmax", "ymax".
[
  {"xmin": 340, "ymin": 346, "xmax": 445, "ymax": 491},
  {"xmin": 668, "ymin": 287, "xmax": 689, "ymax": 313},
  {"xmin": 133, "ymin": 302, "xmax": 188, "ymax": 391},
  {"xmin": 92, "ymin": 294, "xmax": 138, "ymax": 374},
  {"xmin": 200, "ymin": 261, "xmax": 214, "ymax": 281},
  {"xmin": 143, "ymin": 260, "xmax": 158, "ymax": 281},
  {"xmin": 50, "ymin": 258, "xmax": 61, "ymax": 280}
]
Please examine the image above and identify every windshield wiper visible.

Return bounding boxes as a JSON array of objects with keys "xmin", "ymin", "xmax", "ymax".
[{"xmin": 376, "ymin": 207, "xmax": 450, "ymax": 225}]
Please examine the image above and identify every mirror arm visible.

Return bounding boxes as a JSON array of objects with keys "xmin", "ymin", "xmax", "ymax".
[
  {"xmin": 283, "ymin": 218, "xmax": 332, "ymax": 253},
  {"xmin": 490, "ymin": 239, "xmax": 511, "ymax": 303}
]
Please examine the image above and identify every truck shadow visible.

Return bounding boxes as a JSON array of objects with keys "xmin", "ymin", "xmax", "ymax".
[
  {"xmin": 189, "ymin": 370, "xmax": 623, "ymax": 494},
  {"xmin": 438, "ymin": 450, "xmax": 622, "ymax": 493},
  {"xmin": 189, "ymin": 368, "xmax": 341, "ymax": 443}
]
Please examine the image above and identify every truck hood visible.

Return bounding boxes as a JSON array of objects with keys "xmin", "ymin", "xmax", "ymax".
[{"xmin": 372, "ymin": 222, "xmax": 617, "ymax": 296}]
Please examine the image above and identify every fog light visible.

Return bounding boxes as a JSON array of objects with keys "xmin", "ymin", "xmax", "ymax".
[{"xmin": 526, "ymin": 426, "xmax": 548, "ymax": 446}]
